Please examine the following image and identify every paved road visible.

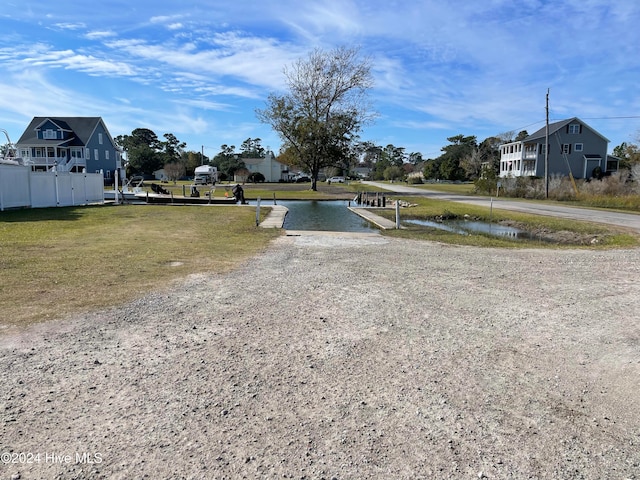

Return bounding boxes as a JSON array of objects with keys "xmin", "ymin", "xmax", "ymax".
[{"xmin": 363, "ymin": 181, "xmax": 640, "ymax": 233}]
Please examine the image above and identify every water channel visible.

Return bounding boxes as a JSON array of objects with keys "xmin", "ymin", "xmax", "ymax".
[
  {"xmin": 257, "ymin": 199, "xmax": 534, "ymax": 239},
  {"xmin": 406, "ymin": 218, "xmax": 532, "ymax": 239},
  {"xmin": 271, "ymin": 200, "xmax": 376, "ymax": 232}
]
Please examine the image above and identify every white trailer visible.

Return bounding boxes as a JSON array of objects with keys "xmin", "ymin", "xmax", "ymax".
[{"xmin": 194, "ymin": 165, "xmax": 218, "ymax": 184}]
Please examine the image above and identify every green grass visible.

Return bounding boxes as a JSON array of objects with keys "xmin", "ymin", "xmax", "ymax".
[
  {"xmin": 127, "ymin": 180, "xmax": 385, "ymax": 201},
  {"xmin": 0, "ymin": 204, "xmax": 280, "ymax": 328},
  {"xmin": 375, "ymin": 196, "xmax": 639, "ymax": 248},
  {"xmin": 571, "ymin": 193, "xmax": 640, "ymax": 211},
  {"xmin": 3, "ymin": 190, "xmax": 638, "ymax": 329},
  {"xmin": 214, "ymin": 181, "xmax": 386, "ymax": 200},
  {"xmin": 406, "ymin": 182, "xmax": 476, "ymax": 194}
]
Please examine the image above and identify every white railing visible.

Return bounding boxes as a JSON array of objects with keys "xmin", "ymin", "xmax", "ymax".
[{"xmin": 21, "ymin": 157, "xmax": 87, "ymax": 172}]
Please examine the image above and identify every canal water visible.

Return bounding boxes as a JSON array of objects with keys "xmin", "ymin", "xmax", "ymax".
[
  {"xmin": 406, "ymin": 218, "xmax": 531, "ymax": 239},
  {"xmin": 276, "ymin": 200, "xmax": 376, "ymax": 232}
]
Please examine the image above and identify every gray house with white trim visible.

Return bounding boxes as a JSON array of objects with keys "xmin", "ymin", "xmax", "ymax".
[
  {"xmin": 16, "ymin": 117, "xmax": 123, "ymax": 185},
  {"xmin": 499, "ymin": 117, "xmax": 616, "ymax": 179}
]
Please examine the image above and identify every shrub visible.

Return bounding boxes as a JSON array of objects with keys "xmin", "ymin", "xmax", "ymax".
[
  {"xmin": 248, "ymin": 172, "xmax": 266, "ymax": 183},
  {"xmin": 548, "ymin": 174, "xmax": 577, "ymax": 201},
  {"xmin": 632, "ymin": 165, "xmax": 640, "ymax": 194},
  {"xmin": 580, "ymin": 171, "xmax": 630, "ymax": 197}
]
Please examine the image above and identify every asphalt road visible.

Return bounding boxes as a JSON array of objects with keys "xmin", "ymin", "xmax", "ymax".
[{"xmin": 363, "ymin": 181, "xmax": 640, "ymax": 233}]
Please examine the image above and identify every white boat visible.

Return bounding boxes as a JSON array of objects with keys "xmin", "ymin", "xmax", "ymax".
[
  {"xmin": 0, "ymin": 128, "xmax": 22, "ymax": 166},
  {"xmin": 104, "ymin": 175, "xmax": 145, "ymax": 202},
  {"xmin": 0, "ymin": 157, "xmax": 22, "ymax": 166}
]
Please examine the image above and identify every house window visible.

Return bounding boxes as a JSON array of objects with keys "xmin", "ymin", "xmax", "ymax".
[
  {"xmin": 94, "ymin": 149, "xmax": 99, "ymax": 160},
  {"xmin": 568, "ymin": 124, "xmax": 580, "ymax": 134},
  {"xmin": 71, "ymin": 148, "xmax": 83, "ymax": 159},
  {"xmin": 20, "ymin": 148, "xmax": 30, "ymax": 158},
  {"xmin": 562, "ymin": 144, "xmax": 571, "ymax": 154},
  {"xmin": 539, "ymin": 144, "xmax": 547, "ymax": 155},
  {"xmin": 98, "ymin": 133, "xmax": 103, "ymax": 145},
  {"xmin": 43, "ymin": 129, "xmax": 57, "ymax": 140},
  {"xmin": 105, "ymin": 150, "xmax": 110, "ymax": 160},
  {"xmin": 86, "ymin": 149, "xmax": 90, "ymax": 160},
  {"xmin": 575, "ymin": 143, "xmax": 583, "ymax": 152}
]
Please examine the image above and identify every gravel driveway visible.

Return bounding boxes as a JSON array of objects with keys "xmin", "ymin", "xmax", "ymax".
[{"xmin": 1, "ymin": 232, "xmax": 639, "ymax": 479}]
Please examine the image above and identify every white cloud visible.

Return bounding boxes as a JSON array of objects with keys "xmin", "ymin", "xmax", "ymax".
[
  {"xmin": 85, "ymin": 30, "xmax": 117, "ymax": 40},
  {"xmin": 1, "ymin": 0, "xmax": 639, "ymax": 153}
]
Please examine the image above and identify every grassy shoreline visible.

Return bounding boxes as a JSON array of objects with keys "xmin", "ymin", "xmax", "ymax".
[{"xmin": 3, "ymin": 183, "xmax": 638, "ymax": 328}]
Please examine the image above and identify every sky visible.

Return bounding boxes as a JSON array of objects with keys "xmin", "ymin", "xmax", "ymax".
[{"xmin": 1, "ymin": 0, "xmax": 640, "ymax": 160}]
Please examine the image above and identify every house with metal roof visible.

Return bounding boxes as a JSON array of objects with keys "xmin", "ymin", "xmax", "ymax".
[
  {"xmin": 16, "ymin": 117, "xmax": 123, "ymax": 185},
  {"xmin": 498, "ymin": 117, "xmax": 617, "ymax": 179}
]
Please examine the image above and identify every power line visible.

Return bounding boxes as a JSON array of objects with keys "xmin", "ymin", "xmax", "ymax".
[{"xmin": 579, "ymin": 116, "xmax": 640, "ymax": 120}]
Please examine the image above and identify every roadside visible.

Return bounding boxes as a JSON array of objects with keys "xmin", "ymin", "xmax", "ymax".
[{"xmin": 363, "ymin": 181, "xmax": 640, "ymax": 233}]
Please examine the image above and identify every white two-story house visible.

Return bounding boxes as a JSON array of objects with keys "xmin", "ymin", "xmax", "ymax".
[
  {"xmin": 240, "ymin": 151, "xmax": 291, "ymax": 182},
  {"xmin": 16, "ymin": 117, "xmax": 123, "ymax": 185},
  {"xmin": 499, "ymin": 117, "xmax": 616, "ymax": 179}
]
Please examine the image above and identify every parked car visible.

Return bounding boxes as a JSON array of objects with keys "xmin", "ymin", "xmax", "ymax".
[
  {"xmin": 327, "ymin": 176, "xmax": 345, "ymax": 183},
  {"xmin": 295, "ymin": 175, "xmax": 311, "ymax": 183}
]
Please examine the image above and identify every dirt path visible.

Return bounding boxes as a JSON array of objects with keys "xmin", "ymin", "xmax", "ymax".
[{"xmin": 1, "ymin": 233, "xmax": 639, "ymax": 479}]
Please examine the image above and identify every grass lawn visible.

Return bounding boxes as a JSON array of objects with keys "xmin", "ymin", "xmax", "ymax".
[
  {"xmin": 375, "ymin": 196, "xmax": 640, "ymax": 248},
  {"xmin": 0, "ymin": 204, "xmax": 280, "ymax": 329},
  {"xmin": 131, "ymin": 180, "xmax": 388, "ymax": 201}
]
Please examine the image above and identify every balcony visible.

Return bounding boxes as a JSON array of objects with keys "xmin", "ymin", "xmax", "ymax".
[{"xmin": 23, "ymin": 157, "xmax": 87, "ymax": 172}]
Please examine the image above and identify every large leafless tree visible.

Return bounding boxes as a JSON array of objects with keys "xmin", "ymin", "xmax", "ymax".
[{"xmin": 257, "ymin": 46, "xmax": 374, "ymax": 190}]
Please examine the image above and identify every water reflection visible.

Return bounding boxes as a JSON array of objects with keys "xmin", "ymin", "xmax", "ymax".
[
  {"xmin": 278, "ymin": 200, "xmax": 376, "ymax": 232},
  {"xmin": 406, "ymin": 218, "xmax": 531, "ymax": 239}
]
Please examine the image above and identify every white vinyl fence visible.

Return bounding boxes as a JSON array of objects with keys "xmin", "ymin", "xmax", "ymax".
[{"xmin": 0, "ymin": 165, "xmax": 104, "ymax": 211}]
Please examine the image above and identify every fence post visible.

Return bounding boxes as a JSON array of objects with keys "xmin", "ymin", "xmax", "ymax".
[
  {"xmin": 395, "ymin": 199, "xmax": 400, "ymax": 229},
  {"xmin": 113, "ymin": 171, "xmax": 119, "ymax": 205},
  {"xmin": 54, "ymin": 170, "xmax": 60, "ymax": 207}
]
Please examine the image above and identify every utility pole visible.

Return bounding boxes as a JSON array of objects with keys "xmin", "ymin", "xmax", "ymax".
[{"xmin": 545, "ymin": 88, "xmax": 549, "ymax": 199}]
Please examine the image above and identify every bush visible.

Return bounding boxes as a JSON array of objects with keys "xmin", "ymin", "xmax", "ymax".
[
  {"xmin": 407, "ymin": 175, "xmax": 423, "ymax": 184},
  {"xmin": 383, "ymin": 166, "xmax": 404, "ymax": 181},
  {"xmin": 580, "ymin": 171, "xmax": 630, "ymax": 196},
  {"xmin": 248, "ymin": 172, "xmax": 265, "ymax": 183}
]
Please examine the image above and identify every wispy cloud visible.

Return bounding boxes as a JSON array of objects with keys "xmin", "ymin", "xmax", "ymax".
[
  {"xmin": 0, "ymin": 0, "xmax": 638, "ymax": 154},
  {"xmin": 85, "ymin": 30, "xmax": 117, "ymax": 40}
]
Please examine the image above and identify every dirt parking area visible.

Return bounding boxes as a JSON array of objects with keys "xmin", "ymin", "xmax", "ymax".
[{"xmin": 1, "ymin": 233, "xmax": 639, "ymax": 479}]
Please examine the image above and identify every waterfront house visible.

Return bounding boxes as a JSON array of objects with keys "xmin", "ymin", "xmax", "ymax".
[{"xmin": 499, "ymin": 118, "xmax": 615, "ymax": 179}]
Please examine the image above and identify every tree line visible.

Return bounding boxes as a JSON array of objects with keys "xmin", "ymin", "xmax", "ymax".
[
  {"xmin": 114, "ymin": 130, "xmax": 267, "ymax": 182},
  {"xmin": 114, "ymin": 45, "xmax": 640, "ymax": 187}
]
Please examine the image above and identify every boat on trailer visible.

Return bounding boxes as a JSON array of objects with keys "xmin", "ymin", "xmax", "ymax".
[{"xmin": 104, "ymin": 176, "xmax": 237, "ymax": 204}]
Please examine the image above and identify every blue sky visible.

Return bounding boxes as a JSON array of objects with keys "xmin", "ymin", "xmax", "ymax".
[{"xmin": 1, "ymin": 0, "xmax": 639, "ymax": 160}]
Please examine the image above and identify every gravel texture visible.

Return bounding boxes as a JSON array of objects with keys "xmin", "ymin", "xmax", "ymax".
[{"xmin": 1, "ymin": 232, "xmax": 639, "ymax": 480}]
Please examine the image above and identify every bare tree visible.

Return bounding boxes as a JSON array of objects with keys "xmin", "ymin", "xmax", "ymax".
[
  {"xmin": 257, "ymin": 46, "xmax": 375, "ymax": 190},
  {"xmin": 497, "ymin": 130, "xmax": 515, "ymax": 144},
  {"xmin": 164, "ymin": 162, "xmax": 185, "ymax": 184},
  {"xmin": 460, "ymin": 147, "xmax": 483, "ymax": 180}
]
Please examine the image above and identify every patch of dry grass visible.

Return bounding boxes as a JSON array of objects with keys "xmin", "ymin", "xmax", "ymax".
[{"xmin": 0, "ymin": 204, "xmax": 280, "ymax": 328}]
